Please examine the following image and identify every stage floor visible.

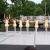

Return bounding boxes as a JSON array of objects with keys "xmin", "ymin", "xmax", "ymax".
[{"xmin": 0, "ymin": 31, "xmax": 50, "ymax": 45}]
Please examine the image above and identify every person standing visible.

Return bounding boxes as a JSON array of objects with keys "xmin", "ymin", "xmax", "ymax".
[
  {"xmin": 24, "ymin": 46, "xmax": 37, "ymax": 50},
  {"xmin": 35, "ymin": 18, "xmax": 39, "ymax": 31},
  {"xmin": 26, "ymin": 20, "xmax": 29, "ymax": 32},
  {"xmin": 44, "ymin": 16, "xmax": 48, "ymax": 32},
  {"xmin": 4, "ymin": 17, "xmax": 9, "ymax": 32},
  {"xmin": 26, "ymin": 20, "xmax": 29, "ymax": 28},
  {"xmin": 13, "ymin": 18, "xmax": 17, "ymax": 31},
  {"xmin": 19, "ymin": 20, "xmax": 23, "ymax": 31}
]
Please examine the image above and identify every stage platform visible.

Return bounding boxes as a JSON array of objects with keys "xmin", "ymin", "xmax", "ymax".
[
  {"xmin": 0, "ymin": 31, "xmax": 50, "ymax": 45},
  {"xmin": 0, "ymin": 45, "xmax": 50, "ymax": 50}
]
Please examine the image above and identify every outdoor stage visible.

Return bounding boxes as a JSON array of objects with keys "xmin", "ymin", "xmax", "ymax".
[
  {"xmin": 0, "ymin": 31, "xmax": 50, "ymax": 45},
  {"xmin": 0, "ymin": 31, "xmax": 50, "ymax": 50}
]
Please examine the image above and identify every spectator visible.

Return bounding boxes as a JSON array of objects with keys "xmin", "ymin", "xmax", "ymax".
[{"xmin": 24, "ymin": 46, "xmax": 37, "ymax": 50}]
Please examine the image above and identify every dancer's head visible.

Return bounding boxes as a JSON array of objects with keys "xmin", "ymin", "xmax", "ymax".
[{"xmin": 45, "ymin": 16, "xmax": 48, "ymax": 20}]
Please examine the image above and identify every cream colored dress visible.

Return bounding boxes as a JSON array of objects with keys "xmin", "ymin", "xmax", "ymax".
[
  {"xmin": 26, "ymin": 20, "xmax": 29, "ymax": 27},
  {"xmin": 5, "ymin": 19, "xmax": 9, "ymax": 27},
  {"xmin": 35, "ymin": 20, "xmax": 39, "ymax": 28},
  {"xmin": 13, "ymin": 20, "xmax": 16, "ymax": 27},
  {"xmin": 19, "ymin": 20, "xmax": 23, "ymax": 27},
  {"xmin": 44, "ymin": 20, "xmax": 48, "ymax": 28}
]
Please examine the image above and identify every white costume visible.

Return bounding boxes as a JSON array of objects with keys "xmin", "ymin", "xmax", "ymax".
[
  {"xmin": 26, "ymin": 20, "xmax": 29, "ymax": 27},
  {"xmin": 13, "ymin": 20, "xmax": 16, "ymax": 27},
  {"xmin": 44, "ymin": 20, "xmax": 48, "ymax": 28},
  {"xmin": 19, "ymin": 20, "xmax": 23, "ymax": 27},
  {"xmin": 5, "ymin": 19, "xmax": 9, "ymax": 27},
  {"xmin": 35, "ymin": 20, "xmax": 39, "ymax": 28}
]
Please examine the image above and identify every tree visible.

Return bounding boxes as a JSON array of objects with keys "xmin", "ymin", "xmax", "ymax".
[
  {"xmin": 9, "ymin": 0, "xmax": 49, "ymax": 17},
  {"xmin": 0, "ymin": 0, "xmax": 8, "ymax": 20},
  {"xmin": 41, "ymin": 0, "xmax": 50, "ymax": 15},
  {"xmin": 22, "ymin": 1, "xmax": 35, "ymax": 16},
  {"xmin": 10, "ymin": 0, "xmax": 35, "ymax": 16},
  {"xmin": 8, "ymin": 0, "xmax": 23, "ymax": 18},
  {"xmin": 34, "ymin": 6, "xmax": 44, "ymax": 16}
]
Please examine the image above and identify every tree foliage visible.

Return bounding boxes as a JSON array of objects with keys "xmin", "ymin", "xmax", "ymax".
[
  {"xmin": 41, "ymin": 0, "xmax": 50, "ymax": 15},
  {"xmin": 0, "ymin": 0, "xmax": 8, "ymax": 20},
  {"xmin": 0, "ymin": 0, "xmax": 8, "ymax": 15},
  {"xmin": 34, "ymin": 6, "xmax": 44, "ymax": 16},
  {"xmin": 0, "ymin": 0, "xmax": 50, "ymax": 19}
]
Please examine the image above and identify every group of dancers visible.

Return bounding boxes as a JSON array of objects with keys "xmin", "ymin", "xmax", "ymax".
[{"xmin": 3, "ymin": 16, "xmax": 48, "ymax": 32}]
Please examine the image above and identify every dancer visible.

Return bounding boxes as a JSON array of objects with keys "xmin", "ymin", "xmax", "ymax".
[
  {"xmin": 13, "ymin": 18, "xmax": 17, "ymax": 31},
  {"xmin": 44, "ymin": 16, "xmax": 48, "ymax": 32},
  {"xmin": 26, "ymin": 20, "xmax": 29, "ymax": 28},
  {"xmin": 4, "ymin": 17, "xmax": 9, "ymax": 32},
  {"xmin": 26, "ymin": 20, "xmax": 29, "ymax": 32},
  {"xmin": 35, "ymin": 18, "xmax": 39, "ymax": 31},
  {"xmin": 19, "ymin": 20, "xmax": 23, "ymax": 31}
]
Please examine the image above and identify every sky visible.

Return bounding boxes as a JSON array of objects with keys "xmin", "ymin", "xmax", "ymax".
[
  {"xmin": 29, "ymin": 0, "xmax": 42, "ymax": 4},
  {"xmin": 7, "ymin": 0, "xmax": 42, "ymax": 4},
  {"xmin": 7, "ymin": 0, "xmax": 12, "ymax": 4}
]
